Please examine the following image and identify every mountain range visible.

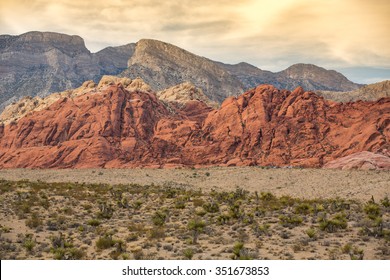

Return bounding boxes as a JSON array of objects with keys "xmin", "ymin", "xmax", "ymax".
[{"xmin": 0, "ymin": 31, "xmax": 363, "ymax": 110}]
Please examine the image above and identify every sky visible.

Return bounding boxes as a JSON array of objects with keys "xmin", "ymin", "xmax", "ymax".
[{"xmin": 1, "ymin": 0, "xmax": 390, "ymax": 83}]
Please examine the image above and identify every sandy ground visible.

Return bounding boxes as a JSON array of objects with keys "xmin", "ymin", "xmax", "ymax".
[
  {"xmin": 0, "ymin": 167, "xmax": 389, "ymax": 201},
  {"xmin": 1, "ymin": 167, "xmax": 389, "ymax": 260}
]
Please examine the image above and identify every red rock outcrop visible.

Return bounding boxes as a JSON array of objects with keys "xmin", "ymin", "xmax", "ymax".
[
  {"xmin": 323, "ymin": 151, "xmax": 390, "ymax": 170},
  {"xmin": 0, "ymin": 84, "xmax": 388, "ymax": 168}
]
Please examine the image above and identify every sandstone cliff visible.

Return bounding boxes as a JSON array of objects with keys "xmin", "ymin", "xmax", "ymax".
[{"xmin": 0, "ymin": 83, "xmax": 388, "ymax": 169}]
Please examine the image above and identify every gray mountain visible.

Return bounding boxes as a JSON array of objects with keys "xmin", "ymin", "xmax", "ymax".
[
  {"xmin": 1, "ymin": 31, "xmax": 364, "ymax": 110},
  {"xmin": 317, "ymin": 80, "xmax": 390, "ymax": 102},
  {"xmin": 218, "ymin": 62, "xmax": 362, "ymax": 92},
  {"xmin": 120, "ymin": 39, "xmax": 245, "ymax": 103},
  {"xmin": 0, "ymin": 31, "xmax": 134, "ymax": 110}
]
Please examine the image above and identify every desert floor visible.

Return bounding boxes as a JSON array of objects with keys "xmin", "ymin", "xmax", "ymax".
[{"xmin": 0, "ymin": 167, "xmax": 389, "ymax": 260}]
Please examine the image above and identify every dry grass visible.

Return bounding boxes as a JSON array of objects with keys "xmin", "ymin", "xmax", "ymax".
[{"xmin": 0, "ymin": 170, "xmax": 389, "ymax": 260}]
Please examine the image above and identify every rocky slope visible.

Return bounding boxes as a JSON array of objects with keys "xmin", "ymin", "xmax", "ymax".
[
  {"xmin": 317, "ymin": 80, "xmax": 390, "ymax": 102},
  {"xmin": 1, "ymin": 31, "xmax": 364, "ymax": 111},
  {"xmin": 0, "ymin": 31, "xmax": 135, "ymax": 110},
  {"xmin": 156, "ymin": 82, "xmax": 219, "ymax": 108},
  {"xmin": 219, "ymin": 62, "xmax": 362, "ymax": 92},
  {"xmin": 0, "ymin": 76, "xmax": 152, "ymax": 125},
  {"xmin": 324, "ymin": 151, "xmax": 390, "ymax": 170},
  {"xmin": 0, "ymin": 83, "xmax": 388, "ymax": 169},
  {"xmin": 121, "ymin": 39, "xmax": 245, "ymax": 103}
]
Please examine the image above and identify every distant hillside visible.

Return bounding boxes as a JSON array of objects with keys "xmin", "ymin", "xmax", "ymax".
[
  {"xmin": 317, "ymin": 80, "xmax": 390, "ymax": 102},
  {"xmin": 1, "ymin": 31, "xmax": 364, "ymax": 110},
  {"xmin": 0, "ymin": 31, "xmax": 134, "ymax": 110},
  {"xmin": 218, "ymin": 62, "xmax": 362, "ymax": 92},
  {"xmin": 120, "ymin": 39, "xmax": 245, "ymax": 103}
]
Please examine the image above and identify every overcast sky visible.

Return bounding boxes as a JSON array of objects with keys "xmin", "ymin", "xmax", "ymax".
[{"xmin": 1, "ymin": 0, "xmax": 389, "ymax": 83}]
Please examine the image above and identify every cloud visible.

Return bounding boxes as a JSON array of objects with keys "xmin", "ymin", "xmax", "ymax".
[{"xmin": 0, "ymin": 0, "xmax": 389, "ymax": 74}]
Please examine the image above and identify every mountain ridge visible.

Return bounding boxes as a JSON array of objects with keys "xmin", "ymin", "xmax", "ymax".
[{"xmin": 0, "ymin": 31, "xmax": 365, "ymax": 111}]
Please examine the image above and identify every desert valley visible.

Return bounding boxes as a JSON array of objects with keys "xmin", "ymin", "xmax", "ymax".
[{"xmin": 0, "ymin": 31, "xmax": 389, "ymax": 260}]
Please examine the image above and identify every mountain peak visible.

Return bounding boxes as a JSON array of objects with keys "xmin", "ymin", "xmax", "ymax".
[
  {"xmin": 279, "ymin": 63, "xmax": 361, "ymax": 91},
  {"xmin": 1, "ymin": 31, "xmax": 89, "ymax": 56}
]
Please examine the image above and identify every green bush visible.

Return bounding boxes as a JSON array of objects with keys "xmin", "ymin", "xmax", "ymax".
[
  {"xmin": 203, "ymin": 201, "xmax": 219, "ymax": 213},
  {"xmin": 306, "ymin": 228, "xmax": 316, "ymax": 239},
  {"xmin": 319, "ymin": 213, "xmax": 348, "ymax": 232},
  {"xmin": 23, "ymin": 238, "xmax": 35, "ymax": 252},
  {"xmin": 279, "ymin": 215, "xmax": 303, "ymax": 228},
  {"xmin": 87, "ymin": 219, "xmax": 101, "ymax": 227},
  {"xmin": 183, "ymin": 248, "xmax": 194, "ymax": 260},
  {"xmin": 26, "ymin": 212, "xmax": 42, "ymax": 228},
  {"xmin": 152, "ymin": 210, "xmax": 168, "ymax": 226},
  {"xmin": 364, "ymin": 202, "xmax": 381, "ymax": 220},
  {"xmin": 96, "ymin": 235, "xmax": 115, "ymax": 250},
  {"xmin": 294, "ymin": 203, "xmax": 312, "ymax": 215}
]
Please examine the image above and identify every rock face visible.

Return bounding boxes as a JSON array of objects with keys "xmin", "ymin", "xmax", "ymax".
[
  {"xmin": 324, "ymin": 152, "xmax": 390, "ymax": 170},
  {"xmin": 0, "ymin": 31, "xmax": 135, "ymax": 110},
  {"xmin": 0, "ymin": 76, "xmax": 152, "ymax": 125},
  {"xmin": 0, "ymin": 83, "xmax": 388, "ymax": 169},
  {"xmin": 219, "ymin": 62, "xmax": 362, "ymax": 92},
  {"xmin": 317, "ymin": 80, "xmax": 390, "ymax": 102},
  {"xmin": 1, "ymin": 31, "xmax": 363, "ymax": 111},
  {"xmin": 156, "ymin": 82, "xmax": 219, "ymax": 108},
  {"xmin": 121, "ymin": 39, "xmax": 245, "ymax": 103}
]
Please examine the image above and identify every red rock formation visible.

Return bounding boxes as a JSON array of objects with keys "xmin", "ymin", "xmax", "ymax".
[
  {"xmin": 324, "ymin": 151, "xmax": 390, "ymax": 170},
  {"xmin": 0, "ymin": 84, "xmax": 388, "ymax": 168}
]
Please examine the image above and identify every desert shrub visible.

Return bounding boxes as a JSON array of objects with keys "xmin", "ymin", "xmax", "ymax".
[
  {"xmin": 97, "ymin": 202, "xmax": 114, "ymax": 219},
  {"xmin": 364, "ymin": 202, "xmax": 381, "ymax": 220},
  {"xmin": 341, "ymin": 243, "xmax": 353, "ymax": 254},
  {"xmin": 26, "ymin": 212, "xmax": 42, "ymax": 228},
  {"xmin": 23, "ymin": 235, "xmax": 35, "ymax": 252},
  {"xmin": 231, "ymin": 242, "xmax": 253, "ymax": 260},
  {"xmin": 128, "ymin": 222, "xmax": 147, "ymax": 234},
  {"xmin": 260, "ymin": 192, "xmax": 276, "ymax": 201},
  {"xmin": 192, "ymin": 198, "xmax": 204, "ymax": 207},
  {"xmin": 126, "ymin": 233, "xmax": 138, "ymax": 242},
  {"xmin": 279, "ymin": 215, "xmax": 303, "ymax": 228},
  {"xmin": 132, "ymin": 200, "xmax": 142, "ymax": 210},
  {"xmin": 253, "ymin": 223, "xmax": 271, "ymax": 237},
  {"xmin": 319, "ymin": 213, "xmax": 348, "ymax": 232},
  {"xmin": 380, "ymin": 196, "xmax": 390, "ymax": 208},
  {"xmin": 87, "ymin": 219, "xmax": 101, "ymax": 227},
  {"xmin": 96, "ymin": 235, "xmax": 115, "ymax": 250},
  {"xmin": 203, "ymin": 201, "xmax": 220, "ymax": 213},
  {"xmin": 195, "ymin": 207, "xmax": 207, "ymax": 216},
  {"xmin": 305, "ymin": 228, "xmax": 317, "ymax": 239},
  {"xmin": 49, "ymin": 233, "xmax": 85, "ymax": 259},
  {"xmin": 229, "ymin": 202, "xmax": 243, "ymax": 219},
  {"xmin": 152, "ymin": 209, "xmax": 168, "ymax": 226},
  {"xmin": 174, "ymin": 198, "xmax": 186, "ymax": 209},
  {"xmin": 341, "ymin": 243, "xmax": 364, "ymax": 260},
  {"xmin": 294, "ymin": 203, "xmax": 312, "ymax": 215},
  {"xmin": 217, "ymin": 213, "xmax": 231, "ymax": 225},
  {"xmin": 52, "ymin": 247, "xmax": 85, "ymax": 260},
  {"xmin": 183, "ymin": 248, "xmax": 194, "ymax": 260},
  {"xmin": 132, "ymin": 249, "xmax": 144, "ymax": 260},
  {"xmin": 148, "ymin": 227, "xmax": 165, "ymax": 239}
]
